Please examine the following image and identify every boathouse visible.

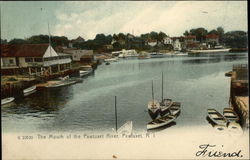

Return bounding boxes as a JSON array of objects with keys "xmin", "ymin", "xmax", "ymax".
[{"xmin": 1, "ymin": 44, "xmax": 72, "ymax": 76}]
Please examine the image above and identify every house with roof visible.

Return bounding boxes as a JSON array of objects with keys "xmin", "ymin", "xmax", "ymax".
[
  {"xmin": 63, "ymin": 49, "xmax": 94, "ymax": 62},
  {"xmin": 69, "ymin": 36, "xmax": 85, "ymax": 48},
  {"xmin": 206, "ymin": 34, "xmax": 219, "ymax": 46},
  {"xmin": 1, "ymin": 44, "xmax": 72, "ymax": 76},
  {"xmin": 163, "ymin": 37, "xmax": 173, "ymax": 45}
]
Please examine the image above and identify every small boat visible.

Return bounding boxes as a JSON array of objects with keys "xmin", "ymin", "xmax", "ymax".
[
  {"xmin": 148, "ymin": 100, "xmax": 160, "ymax": 120},
  {"xmin": 105, "ymin": 62, "xmax": 110, "ymax": 65},
  {"xmin": 148, "ymin": 80, "xmax": 160, "ymax": 120},
  {"xmin": 23, "ymin": 85, "xmax": 36, "ymax": 96},
  {"xmin": 149, "ymin": 52, "xmax": 165, "ymax": 58},
  {"xmin": 207, "ymin": 109, "xmax": 228, "ymax": 126},
  {"xmin": 104, "ymin": 57, "xmax": 118, "ymax": 62},
  {"xmin": 117, "ymin": 121, "xmax": 133, "ymax": 134},
  {"xmin": 169, "ymin": 105, "xmax": 181, "ymax": 116},
  {"xmin": 147, "ymin": 114, "xmax": 176, "ymax": 130},
  {"xmin": 69, "ymin": 77, "xmax": 83, "ymax": 83},
  {"xmin": 46, "ymin": 80, "xmax": 77, "ymax": 88},
  {"xmin": 223, "ymin": 107, "xmax": 239, "ymax": 122},
  {"xmin": 79, "ymin": 70, "xmax": 92, "ymax": 77},
  {"xmin": 113, "ymin": 96, "xmax": 133, "ymax": 134},
  {"xmin": 1, "ymin": 97, "xmax": 15, "ymax": 105},
  {"xmin": 159, "ymin": 72, "xmax": 173, "ymax": 116},
  {"xmin": 160, "ymin": 99, "xmax": 173, "ymax": 116}
]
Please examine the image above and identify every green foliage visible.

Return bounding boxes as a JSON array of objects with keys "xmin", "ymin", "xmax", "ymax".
[
  {"xmin": 223, "ymin": 31, "xmax": 247, "ymax": 48},
  {"xmin": 8, "ymin": 38, "xmax": 27, "ymax": 44}
]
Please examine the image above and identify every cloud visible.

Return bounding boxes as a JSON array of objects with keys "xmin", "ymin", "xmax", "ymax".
[{"xmin": 53, "ymin": 1, "xmax": 247, "ymax": 40}]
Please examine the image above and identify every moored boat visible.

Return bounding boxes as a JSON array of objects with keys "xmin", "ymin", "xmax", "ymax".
[
  {"xmin": 23, "ymin": 85, "xmax": 36, "ymax": 96},
  {"xmin": 169, "ymin": 105, "xmax": 181, "ymax": 116},
  {"xmin": 46, "ymin": 80, "xmax": 77, "ymax": 88},
  {"xmin": 79, "ymin": 70, "xmax": 92, "ymax": 77},
  {"xmin": 190, "ymin": 47, "xmax": 231, "ymax": 53},
  {"xmin": 149, "ymin": 52, "xmax": 164, "ymax": 58},
  {"xmin": 1, "ymin": 97, "xmax": 15, "ymax": 105},
  {"xmin": 148, "ymin": 100, "xmax": 160, "ymax": 120},
  {"xmin": 223, "ymin": 107, "xmax": 239, "ymax": 122},
  {"xmin": 147, "ymin": 114, "xmax": 176, "ymax": 130},
  {"xmin": 207, "ymin": 109, "xmax": 228, "ymax": 126},
  {"xmin": 160, "ymin": 99, "xmax": 172, "ymax": 116},
  {"xmin": 148, "ymin": 80, "xmax": 160, "ymax": 120}
]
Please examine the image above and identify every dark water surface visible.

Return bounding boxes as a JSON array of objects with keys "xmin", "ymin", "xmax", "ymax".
[{"xmin": 1, "ymin": 52, "xmax": 248, "ymax": 133}]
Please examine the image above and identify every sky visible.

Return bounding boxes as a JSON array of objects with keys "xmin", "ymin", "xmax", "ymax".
[{"xmin": 0, "ymin": 1, "xmax": 248, "ymax": 41}]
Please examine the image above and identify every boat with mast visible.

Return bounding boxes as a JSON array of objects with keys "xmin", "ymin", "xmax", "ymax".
[
  {"xmin": 114, "ymin": 96, "xmax": 133, "ymax": 134},
  {"xmin": 147, "ymin": 81, "xmax": 160, "ymax": 120},
  {"xmin": 159, "ymin": 72, "xmax": 173, "ymax": 116}
]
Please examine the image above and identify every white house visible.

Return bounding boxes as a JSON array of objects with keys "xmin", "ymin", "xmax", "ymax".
[
  {"xmin": 63, "ymin": 49, "xmax": 93, "ymax": 61},
  {"xmin": 1, "ymin": 44, "xmax": 72, "ymax": 75},
  {"xmin": 173, "ymin": 39, "xmax": 182, "ymax": 51},
  {"xmin": 164, "ymin": 37, "xmax": 173, "ymax": 45}
]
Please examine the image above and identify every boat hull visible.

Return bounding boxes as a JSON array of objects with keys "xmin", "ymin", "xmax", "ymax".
[
  {"xmin": 190, "ymin": 48, "xmax": 230, "ymax": 53},
  {"xmin": 207, "ymin": 109, "xmax": 228, "ymax": 126},
  {"xmin": 1, "ymin": 97, "xmax": 15, "ymax": 105},
  {"xmin": 147, "ymin": 115, "xmax": 176, "ymax": 130},
  {"xmin": 23, "ymin": 86, "xmax": 36, "ymax": 96},
  {"xmin": 148, "ymin": 109, "xmax": 160, "ymax": 120}
]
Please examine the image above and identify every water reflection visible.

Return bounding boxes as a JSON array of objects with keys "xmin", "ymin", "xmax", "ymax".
[{"xmin": 2, "ymin": 52, "xmax": 248, "ymax": 132}]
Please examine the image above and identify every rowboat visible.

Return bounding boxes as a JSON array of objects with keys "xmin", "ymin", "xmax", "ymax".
[
  {"xmin": 1, "ymin": 97, "xmax": 15, "ymax": 105},
  {"xmin": 147, "ymin": 114, "xmax": 177, "ymax": 130},
  {"xmin": 79, "ymin": 70, "xmax": 91, "ymax": 77},
  {"xmin": 169, "ymin": 105, "xmax": 181, "ymax": 116},
  {"xmin": 23, "ymin": 85, "xmax": 36, "ymax": 96},
  {"xmin": 46, "ymin": 80, "xmax": 77, "ymax": 88},
  {"xmin": 207, "ymin": 109, "xmax": 228, "ymax": 126},
  {"xmin": 223, "ymin": 107, "xmax": 239, "ymax": 122}
]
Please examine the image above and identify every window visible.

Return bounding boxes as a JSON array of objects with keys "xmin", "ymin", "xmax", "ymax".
[
  {"xmin": 9, "ymin": 59, "xmax": 14, "ymax": 64},
  {"xmin": 34, "ymin": 58, "xmax": 42, "ymax": 62},
  {"xmin": 25, "ymin": 58, "xmax": 33, "ymax": 62}
]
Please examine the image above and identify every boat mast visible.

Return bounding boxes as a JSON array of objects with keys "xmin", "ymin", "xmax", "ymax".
[
  {"xmin": 48, "ymin": 22, "xmax": 52, "ymax": 56},
  {"xmin": 114, "ymin": 96, "xmax": 118, "ymax": 132},
  {"xmin": 162, "ymin": 72, "xmax": 163, "ymax": 102},
  {"xmin": 152, "ymin": 80, "xmax": 154, "ymax": 104}
]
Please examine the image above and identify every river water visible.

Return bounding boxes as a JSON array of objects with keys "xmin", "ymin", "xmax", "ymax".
[{"xmin": 1, "ymin": 52, "xmax": 248, "ymax": 133}]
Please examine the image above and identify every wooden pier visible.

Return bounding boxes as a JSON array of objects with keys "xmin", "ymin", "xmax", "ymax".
[{"xmin": 228, "ymin": 64, "xmax": 249, "ymax": 129}]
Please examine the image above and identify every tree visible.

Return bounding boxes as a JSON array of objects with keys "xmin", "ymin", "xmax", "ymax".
[
  {"xmin": 8, "ymin": 38, "xmax": 27, "ymax": 44},
  {"xmin": 222, "ymin": 31, "xmax": 247, "ymax": 48},
  {"xmin": 183, "ymin": 30, "xmax": 190, "ymax": 36},
  {"xmin": 158, "ymin": 32, "xmax": 167, "ymax": 43},
  {"xmin": 216, "ymin": 27, "xmax": 224, "ymax": 43},
  {"xmin": 189, "ymin": 28, "xmax": 208, "ymax": 42}
]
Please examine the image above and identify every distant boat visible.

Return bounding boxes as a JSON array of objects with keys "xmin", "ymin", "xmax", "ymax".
[
  {"xmin": 223, "ymin": 107, "xmax": 239, "ymax": 122},
  {"xmin": 1, "ymin": 97, "xmax": 15, "ymax": 105},
  {"xmin": 149, "ymin": 52, "xmax": 164, "ymax": 58},
  {"xmin": 23, "ymin": 85, "xmax": 36, "ymax": 96},
  {"xmin": 105, "ymin": 62, "xmax": 110, "ymax": 65},
  {"xmin": 148, "ymin": 81, "xmax": 160, "ymax": 120},
  {"xmin": 207, "ymin": 109, "xmax": 228, "ymax": 126},
  {"xmin": 147, "ymin": 114, "xmax": 177, "ymax": 130},
  {"xmin": 190, "ymin": 46, "xmax": 231, "ymax": 53}
]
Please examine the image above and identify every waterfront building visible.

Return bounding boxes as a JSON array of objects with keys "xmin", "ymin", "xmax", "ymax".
[
  {"xmin": 206, "ymin": 34, "xmax": 219, "ymax": 47},
  {"xmin": 163, "ymin": 36, "xmax": 173, "ymax": 45},
  {"xmin": 1, "ymin": 44, "xmax": 72, "ymax": 76},
  {"xmin": 69, "ymin": 36, "xmax": 85, "ymax": 48},
  {"xmin": 63, "ymin": 49, "xmax": 93, "ymax": 62}
]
